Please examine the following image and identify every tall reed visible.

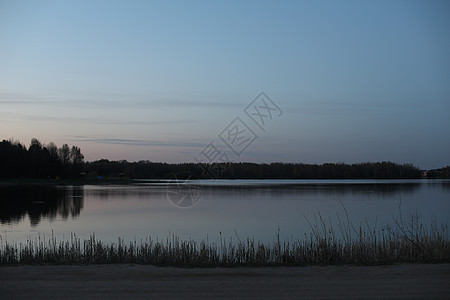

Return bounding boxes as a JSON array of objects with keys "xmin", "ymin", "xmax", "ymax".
[{"xmin": 1, "ymin": 212, "xmax": 448, "ymax": 266}]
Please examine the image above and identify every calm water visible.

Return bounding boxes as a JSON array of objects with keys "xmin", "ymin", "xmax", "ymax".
[{"xmin": 1, "ymin": 180, "xmax": 449, "ymax": 244}]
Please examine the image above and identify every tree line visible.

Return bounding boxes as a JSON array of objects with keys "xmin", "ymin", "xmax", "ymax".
[
  {"xmin": 0, "ymin": 139, "xmax": 84, "ymax": 178},
  {"xmin": 426, "ymin": 167, "xmax": 450, "ymax": 179},
  {"xmin": 85, "ymin": 160, "xmax": 422, "ymax": 179},
  {"xmin": 1, "ymin": 138, "xmax": 424, "ymax": 179}
]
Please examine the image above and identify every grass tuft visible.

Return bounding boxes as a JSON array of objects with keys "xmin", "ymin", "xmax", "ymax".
[{"xmin": 1, "ymin": 211, "xmax": 448, "ymax": 266}]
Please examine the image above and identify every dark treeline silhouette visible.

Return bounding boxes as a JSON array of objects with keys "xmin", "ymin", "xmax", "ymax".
[
  {"xmin": 1, "ymin": 138, "xmax": 424, "ymax": 179},
  {"xmin": 85, "ymin": 160, "xmax": 422, "ymax": 179},
  {"xmin": 426, "ymin": 166, "xmax": 450, "ymax": 179},
  {"xmin": 0, "ymin": 139, "xmax": 84, "ymax": 178}
]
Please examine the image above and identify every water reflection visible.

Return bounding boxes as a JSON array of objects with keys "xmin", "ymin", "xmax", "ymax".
[
  {"xmin": 150, "ymin": 180, "xmax": 423, "ymax": 204},
  {"xmin": 315, "ymin": 183, "xmax": 418, "ymax": 201},
  {"xmin": 0, "ymin": 180, "xmax": 448, "ymax": 244},
  {"xmin": 0, "ymin": 185, "xmax": 84, "ymax": 227},
  {"xmin": 83, "ymin": 185, "xmax": 167, "ymax": 200},
  {"xmin": 430, "ymin": 180, "xmax": 450, "ymax": 192},
  {"xmin": 196, "ymin": 182, "xmax": 422, "ymax": 197}
]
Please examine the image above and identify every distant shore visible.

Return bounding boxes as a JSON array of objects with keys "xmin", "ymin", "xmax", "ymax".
[
  {"xmin": 1, "ymin": 264, "xmax": 449, "ymax": 299},
  {"xmin": 1, "ymin": 177, "xmax": 448, "ymax": 187}
]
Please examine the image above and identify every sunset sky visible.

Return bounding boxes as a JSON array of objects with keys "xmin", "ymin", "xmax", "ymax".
[{"xmin": 1, "ymin": 0, "xmax": 449, "ymax": 169}]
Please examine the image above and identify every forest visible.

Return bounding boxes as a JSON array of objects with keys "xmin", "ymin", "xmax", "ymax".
[
  {"xmin": 0, "ymin": 138, "xmax": 434, "ymax": 180},
  {"xmin": 0, "ymin": 138, "xmax": 84, "ymax": 179},
  {"xmin": 426, "ymin": 167, "xmax": 450, "ymax": 179}
]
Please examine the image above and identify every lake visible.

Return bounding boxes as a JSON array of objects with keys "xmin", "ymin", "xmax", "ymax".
[{"xmin": 1, "ymin": 179, "xmax": 449, "ymax": 245}]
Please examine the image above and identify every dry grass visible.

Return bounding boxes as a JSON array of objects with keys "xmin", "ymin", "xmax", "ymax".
[{"xmin": 1, "ymin": 211, "xmax": 448, "ymax": 266}]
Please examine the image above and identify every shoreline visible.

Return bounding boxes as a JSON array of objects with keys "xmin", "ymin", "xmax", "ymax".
[
  {"xmin": 0, "ymin": 177, "xmax": 448, "ymax": 187},
  {"xmin": 1, "ymin": 263, "xmax": 449, "ymax": 299}
]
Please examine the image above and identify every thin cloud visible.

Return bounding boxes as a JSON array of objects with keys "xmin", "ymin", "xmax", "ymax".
[
  {"xmin": 69, "ymin": 137, "xmax": 206, "ymax": 148},
  {"xmin": 285, "ymin": 100, "xmax": 411, "ymax": 116},
  {"xmin": 1, "ymin": 111, "xmax": 196, "ymax": 126},
  {"xmin": 0, "ymin": 91, "xmax": 244, "ymax": 109}
]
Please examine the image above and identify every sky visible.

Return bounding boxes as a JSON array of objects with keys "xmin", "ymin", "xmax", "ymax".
[{"xmin": 0, "ymin": 0, "xmax": 449, "ymax": 169}]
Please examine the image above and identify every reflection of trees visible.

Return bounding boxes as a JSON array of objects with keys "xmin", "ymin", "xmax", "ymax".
[
  {"xmin": 198, "ymin": 182, "xmax": 422, "ymax": 199},
  {"xmin": 442, "ymin": 181, "xmax": 450, "ymax": 192},
  {"xmin": 0, "ymin": 186, "xmax": 84, "ymax": 227},
  {"xmin": 84, "ymin": 186, "xmax": 167, "ymax": 200},
  {"xmin": 290, "ymin": 183, "xmax": 421, "ymax": 198},
  {"xmin": 428, "ymin": 180, "xmax": 450, "ymax": 192},
  {"xmin": 84, "ymin": 182, "xmax": 423, "ymax": 201}
]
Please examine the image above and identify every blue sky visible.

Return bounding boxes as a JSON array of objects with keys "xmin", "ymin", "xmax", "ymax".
[{"xmin": 1, "ymin": 0, "xmax": 449, "ymax": 169}]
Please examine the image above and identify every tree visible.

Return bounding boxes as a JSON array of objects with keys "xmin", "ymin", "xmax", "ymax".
[
  {"xmin": 58, "ymin": 144, "xmax": 71, "ymax": 165},
  {"xmin": 28, "ymin": 138, "xmax": 44, "ymax": 177},
  {"xmin": 70, "ymin": 146, "xmax": 84, "ymax": 165},
  {"xmin": 70, "ymin": 146, "xmax": 84, "ymax": 177},
  {"xmin": 46, "ymin": 142, "xmax": 58, "ymax": 159},
  {"xmin": 0, "ymin": 138, "xmax": 85, "ymax": 179}
]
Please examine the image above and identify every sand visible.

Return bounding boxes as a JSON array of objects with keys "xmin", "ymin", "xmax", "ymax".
[{"xmin": 1, "ymin": 263, "xmax": 449, "ymax": 299}]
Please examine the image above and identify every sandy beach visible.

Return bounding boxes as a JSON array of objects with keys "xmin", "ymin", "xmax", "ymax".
[{"xmin": 1, "ymin": 263, "xmax": 449, "ymax": 299}]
